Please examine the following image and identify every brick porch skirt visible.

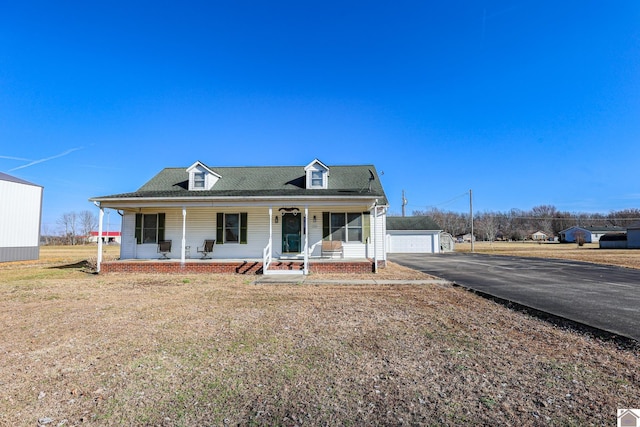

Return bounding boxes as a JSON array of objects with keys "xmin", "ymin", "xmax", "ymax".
[{"xmin": 100, "ymin": 259, "xmax": 379, "ymax": 274}]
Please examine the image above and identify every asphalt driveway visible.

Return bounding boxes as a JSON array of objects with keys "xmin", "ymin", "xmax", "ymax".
[{"xmin": 389, "ymin": 253, "xmax": 640, "ymax": 341}]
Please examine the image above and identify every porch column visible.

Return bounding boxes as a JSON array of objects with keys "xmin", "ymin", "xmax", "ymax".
[
  {"xmin": 380, "ymin": 206, "xmax": 387, "ymax": 267},
  {"xmin": 97, "ymin": 206, "xmax": 104, "ymax": 273},
  {"xmin": 372, "ymin": 205, "xmax": 378, "ymax": 273},
  {"xmin": 269, "ymin": 207, "xmax": 273, "ymax": 250},
  {"xmin": 181, "ymin": 208, "xmax": 187, "ymax": 264},
  {"xmin": 303, "ymin": 206, "xmax": 309, "ymax": 275}
]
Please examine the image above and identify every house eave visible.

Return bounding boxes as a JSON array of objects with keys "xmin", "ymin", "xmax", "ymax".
[{"xmin": 90, "ymin": 194, "xmax": 387, "ymax": 209}]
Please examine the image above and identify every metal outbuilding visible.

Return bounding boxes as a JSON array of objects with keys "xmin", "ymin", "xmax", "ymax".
[
  {"xmin": 627, "ymin": 222, "xmax": 640, "ymax": 249},
  {"xmin": 0, "ymin": 172, "xmax": 43, "ymax": 262}
]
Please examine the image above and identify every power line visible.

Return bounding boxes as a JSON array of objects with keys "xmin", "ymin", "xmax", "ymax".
[{"xmin": 407, "ymin": 191, "xmax": 470, "ymax": 210}]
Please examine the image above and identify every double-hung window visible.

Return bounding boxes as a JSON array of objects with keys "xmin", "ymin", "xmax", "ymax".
[
  {"xmin": 324, "ymin": 212, "xmax": 367, "ymax": 243},
  {"xmin": 193, "ymin": 172, "xmax": 205, "ymax": 189},
  {"xmin": 135, "ymin": 213, "xmax": 165, "ymax": 244},
  {"xmin": 216, "ymin": 212, "xmax": 248, "ymax": 244},
  {"xmin": 311, "ymin": 170, "xmax": 323, "ymax": 187}
]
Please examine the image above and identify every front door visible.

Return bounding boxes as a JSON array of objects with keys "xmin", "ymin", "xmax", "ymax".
[{"xmin": 282, "ymin": 213, "xmax": 301, "ymax": 253}]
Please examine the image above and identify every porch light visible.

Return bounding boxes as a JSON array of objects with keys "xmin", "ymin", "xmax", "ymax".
[
  {"xmin": 275, "ymin": 216, "xmax": 278, "ymax": 224},
  {"xmin": 313, "ymin": 215, "xmax": 316, "ymax": 223}
]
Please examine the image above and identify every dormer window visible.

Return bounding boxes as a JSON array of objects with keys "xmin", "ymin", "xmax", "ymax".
[
  {"xmin": 194, "ymin": 172, "xmax": 205, "ymax": 188},
  {"xmin": 304, "ymin": 159, "xmax": 329, "ymax": 189},
  {"xmin": 186, "ymin": 161, "xmax": 221, "ymax": 191},
  {"xmin": 311, "ymin": 170, "xmax": 323, "ymax": 187}
]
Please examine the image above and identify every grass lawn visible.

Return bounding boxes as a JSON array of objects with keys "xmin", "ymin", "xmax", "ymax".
[{"xmin": 0, "ymin": 245, "xmax": 638, "ymax": 425}]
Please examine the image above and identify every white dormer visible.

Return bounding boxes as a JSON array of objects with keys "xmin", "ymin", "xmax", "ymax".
[
  {"xmin": 186, "ymin": 161, "xmax": 221, "ymax": 191},
  {"xmin": 304, "ymin": 159, "xmax": 329, "ymax": 189}
]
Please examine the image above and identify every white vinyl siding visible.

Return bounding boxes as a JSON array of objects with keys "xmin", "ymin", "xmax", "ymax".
[{"xmin": 118, "ymin": 205, "xmax": 387, "ymax": 261}]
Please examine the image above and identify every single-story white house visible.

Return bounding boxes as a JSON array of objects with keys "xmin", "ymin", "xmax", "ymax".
[
  {"xmin": 89, "ymin": 159, "xmax": 389, "ymax": 274},
  {"xmin": 386, "ymin": 216, "xmax": 445, "ymax": 253},
  {"xmin": 558, "ymin": 225, "xmax": 626, "ymax": 243},
  {"xmin": 531, "ymin": 230, "xmax": 548, "ymax": 241},
  {"xmin": 0, "ymin": 172, "xmax": 43, "ymax": 262}
]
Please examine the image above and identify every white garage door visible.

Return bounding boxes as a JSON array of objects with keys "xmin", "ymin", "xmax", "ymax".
[{"xmin": 388, "ymin": 234, "xmax": 435, "ymax": 253}]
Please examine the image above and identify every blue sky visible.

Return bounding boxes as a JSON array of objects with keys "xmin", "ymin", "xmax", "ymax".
[{"xmin": 1, "ymin": 1, "xmax": 639, "ymax": 232}]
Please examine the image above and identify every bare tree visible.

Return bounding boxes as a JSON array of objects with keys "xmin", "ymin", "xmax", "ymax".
[
  {"xmin": 475, "ymin": 212, "xmax": 500, "ymax": 242},
  {"xmin": 79, "ymin": 210, "xmax": 98, "ymax": 244},
  {"xmin": 413, "ymin": 208, "xmax": 469, "ymax": 236},
  {"xmin": 504, "ymin": 209, "xmax": 527, "ymax": 241},
  {"xmin": 607, "ymin": 209, "xmax": 640, "ymax": 227},
  {"xmin": 57, "ymin": 212, "xmax": 78, "ymax": 245},
  {"xmin": 41, "ymin": 223, "xmax": 51, "ymax": 245},
  {"xmin": 531, "ymin": 205, "xmax": 557, "ymax": 235}
]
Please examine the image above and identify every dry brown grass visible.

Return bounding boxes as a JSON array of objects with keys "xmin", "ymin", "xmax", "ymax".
[
  {"xmin": 456, "ymin": 241, "xmax": 640, "ymax": 270},
  {"xmin": 0, "ymin": 246, "xmax": 638, "ymax": 426}
]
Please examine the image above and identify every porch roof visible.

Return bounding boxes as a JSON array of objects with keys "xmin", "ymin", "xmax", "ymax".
[{"xmin": 90, "ymin": 164, "xmax": 388, "ymax": 205}]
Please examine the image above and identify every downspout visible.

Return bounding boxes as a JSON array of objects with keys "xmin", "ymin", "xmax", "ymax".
[
  {"xmin": 95, "ymin": 202, "xmax": 104, "ymax": 273},
  {"xmin": 181, "ymin": 207, "xmax": 186, "ymax": 264}
]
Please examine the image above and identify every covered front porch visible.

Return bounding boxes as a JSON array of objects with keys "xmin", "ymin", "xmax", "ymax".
[
  {"xmin": 95, "ymin": 202, "xmax": 387, "ymax": 275},
  {"xmin": 98, "ymin": 257, "xmax": 377, "ymax": 275}
]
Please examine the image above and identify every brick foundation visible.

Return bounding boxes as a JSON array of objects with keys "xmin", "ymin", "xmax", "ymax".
[{"xmin": 100, "ymin": 259, "xmax": 379, "ymax": 274}]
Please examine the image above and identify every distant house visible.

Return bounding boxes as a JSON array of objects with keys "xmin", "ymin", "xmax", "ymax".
[
  {"xmin": 88, "ymin": 231, "xmax": 122, "ymax": 245},
  {"xmin": 558, "ymin": 225, "xmax": 626, "ymax": 243},
  {"xmin": 386, "ymin": 216, "xmax": 445, "ymax": 254},
  {"xmin": 457, "ymin": 233, "xmax": 476, "ymax": 243},
  {"xmin": 531, "ymin": 230, "xmax": 548, "ymax": 241},
  {"xmin": 0, "ymin": 172, "xmax": 43, "ymax": 262}
]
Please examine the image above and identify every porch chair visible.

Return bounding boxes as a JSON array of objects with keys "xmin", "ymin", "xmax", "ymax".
[
  {"xmin": 157, "ymin": 240, "xmax": 172, "ymax": 259},
  {"xmin": 197, "ymin": 239, "xmax": 215, "ymax": 259}
]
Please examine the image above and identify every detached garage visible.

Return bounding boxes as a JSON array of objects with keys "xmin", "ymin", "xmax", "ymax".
[{"xmin": 386, "ymin": 216, "xmax": 442, "ymax": 254}]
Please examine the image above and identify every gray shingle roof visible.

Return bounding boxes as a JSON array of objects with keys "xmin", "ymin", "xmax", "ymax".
[
  {"xmin": 92, "ymin": 164, "xmax": 388, "ymax": 204},
  {"xmin": 387, "ymin": 216, "xmax": 441, "ymax": 230}
]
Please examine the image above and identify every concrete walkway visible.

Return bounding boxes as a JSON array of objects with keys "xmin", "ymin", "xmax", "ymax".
[{"xmin": 253, "ymin": 275, "xmax": 450, "ymax": 286}]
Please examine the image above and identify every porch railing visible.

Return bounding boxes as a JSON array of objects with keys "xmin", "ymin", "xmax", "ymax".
[{"xmin": 262, "ymin": 241, "xmax": 272, "ymax": 273}]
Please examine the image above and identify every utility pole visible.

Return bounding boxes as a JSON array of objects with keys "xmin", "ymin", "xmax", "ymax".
[
  {"xmin": 402, "ymin": 190, "xmax": 408, "ymax": 217},
  {"xmin": 470, "ymin": 189, "xmax": 474, "ymax": 253}
]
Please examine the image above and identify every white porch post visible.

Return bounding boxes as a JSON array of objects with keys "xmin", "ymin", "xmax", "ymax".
[
  {"xmin": 97, "ymin": 206, "xmax": 104, "ymax": 273},
  {"xmin": 269, "ymin": 207, "xmax": 273, "ymax": 251},
  {"xmin": 381, "ymin": 207, "xmax": 387, "ymax": 267},
  {"xmin": 304, "ymin": 206, "xmax": 309, "ymax": 275},
  {"xmin": 181, "ymin": 207, "xmax": 187, "ymax": 264},
  {"xmin": 373, "ymin": 205, "xmax": 378, "ymax": 273}
]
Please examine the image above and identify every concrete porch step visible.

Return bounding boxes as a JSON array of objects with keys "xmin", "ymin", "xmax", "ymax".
[{"xmin": 263, "ymin": 269, "xmax": 304, "ymax": 276}]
